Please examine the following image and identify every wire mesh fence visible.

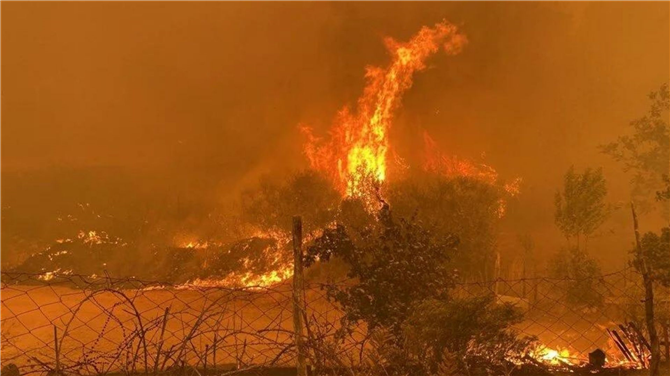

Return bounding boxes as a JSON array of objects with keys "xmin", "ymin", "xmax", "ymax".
[{"xmin": 1, "ymin": 269, "xmax": 668, "ymax": 375}]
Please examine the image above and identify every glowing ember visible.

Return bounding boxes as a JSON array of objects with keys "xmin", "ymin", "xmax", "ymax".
[{"xmin": 302, "ymin": 20, "xmax": 467, "ymax": 199}]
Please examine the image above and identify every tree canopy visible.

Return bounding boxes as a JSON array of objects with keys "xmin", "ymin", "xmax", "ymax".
[
  {"xmin": 305, "ymin": 206, "xmax": 459, "ymax": 336},
  {"xmin": 241, "ymin": 170, "xmax": 340, "ymax": 235},
  {"xmin": 554, "ymin": 166, "xmax": 609, "ymax": 248},
  {"xmin": 602, "ymin": 83, "xmax": 669, "ymax": 213},
  {"xmin": 386, "ymin": 175, "xmax": 503, "ymax": 279}
]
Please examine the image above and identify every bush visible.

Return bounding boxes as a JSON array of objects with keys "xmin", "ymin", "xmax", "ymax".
[
  {"xmin": 548, "ymin": 246, "xmax": 604, "ymax": 308},
  {"xmin": 403, "ymin": 296, "xmax": 534, "ymax": 375}
]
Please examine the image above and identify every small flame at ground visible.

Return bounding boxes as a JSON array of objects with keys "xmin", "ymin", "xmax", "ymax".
[{"xmin": 534, "ymin": 346, "xmax": 578, "ymax": 366}]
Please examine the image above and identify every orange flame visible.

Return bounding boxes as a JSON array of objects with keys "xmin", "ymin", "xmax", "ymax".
[
  {"xmin": 423, "ymin": 132, "xmax": 522, "ymax": 217},
  {"xmin": 422, "ymin": 132, "xmax": 499, "ymax": 185},
  {"xmin": 302, "ymin": 21, "xmax": 467, "ymax": 198}
]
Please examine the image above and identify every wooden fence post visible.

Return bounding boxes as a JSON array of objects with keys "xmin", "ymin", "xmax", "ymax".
[
  {"xmin": 292, "ymin": 216, "xmax": 307, "ymax": 376},
  {"xmin": 54, "ymin": 325, "xmax": 60, "ymax": 375},
  {"xmin": 204, "ymin": 344, "xmax": 209, "ymax": 376}
]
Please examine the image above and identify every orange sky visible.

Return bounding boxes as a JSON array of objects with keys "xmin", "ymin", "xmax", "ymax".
[{"xmin": 2, "ymin": 2, "xmax": 669, "ymax": 267}]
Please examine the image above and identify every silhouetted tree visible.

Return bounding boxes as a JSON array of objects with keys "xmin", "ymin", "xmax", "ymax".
[
  {"xmin": 602, "ymin": 83, "xmax": 669, "ymax": 214},
  {"xmin": 387, "ymin": 175, "xmax": 503, "ymax": 280},
  {"xmin": 241, "ymin": 170, "xmax": 340, "ymax": 235},
  {"xmin": 634, "ymin": 227, "xmax": 670, "ymax": 288},
  {"xmin": 554, "ymin": 166, "xmax": 610, "ymax": 249},
  {"xmin": 548, "ymin": 245, "xmax": 604, "ymax": 308},
  {"xmin": 307, "ymin": 206, "xmax": 532, "ymax": 375},
  {"xmin": 305, "ymin": 207, "xmax": 459, "ymax": 338}
]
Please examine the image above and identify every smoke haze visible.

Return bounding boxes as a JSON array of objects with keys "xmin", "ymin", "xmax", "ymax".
[{"xmin": 2, "ymin": 2, "xmax": 669, "ymax": 269}]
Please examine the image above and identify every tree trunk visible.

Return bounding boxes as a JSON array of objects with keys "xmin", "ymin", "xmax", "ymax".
[{"xmin": 631, "ymin": 203, "xmax": 660, "ymax": 376}]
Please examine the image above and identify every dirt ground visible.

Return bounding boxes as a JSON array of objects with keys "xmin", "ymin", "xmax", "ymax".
[{"xmin": 0, "ymin": 283, "xmax": 653, "ymax": 375}]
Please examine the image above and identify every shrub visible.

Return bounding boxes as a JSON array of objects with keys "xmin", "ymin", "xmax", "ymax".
[{"xmin": 403, "ymin": 296, "xmax": 534, "ymax": 375}]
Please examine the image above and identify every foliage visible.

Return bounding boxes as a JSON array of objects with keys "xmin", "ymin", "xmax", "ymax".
[
  {"xmin": 386, "ymin": 175, "xmax": 503, "ymax": 279},
  {"xmin": 307, "ymin": 204, "xmax": 533, "ymax": 375},
  {"xmin": 548, "ymin": 246, "xmax": 604, "ymax": 308},
  {"xmin": 632, "ymin": 227, "xmax": 670, "ymax": 287},
  {"xmin": 305, "ymin": 206, "xmax": 458, "ymax": 337},
  {"xmin": 656, "ymin": 175, "xmax": 670, "ymax": 202},
  {"xmin": 403, "ymin": 296, "xmax": 534, "ymax": 375},
  {"xmin": 241, "ymin": 170, "xmax": 340, "ymax": 234},
  {"xmin": 554, "ymin": 166, "xmax": 609, "ymax": 247},
  {"xmin": 601, "ymin": 83, "xmax": 669, "ymax": 212}
]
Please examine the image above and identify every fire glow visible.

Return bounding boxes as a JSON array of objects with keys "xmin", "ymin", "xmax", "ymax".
[{"xmin": 302, "ymin": 21, "xmax": 467, "ymax": 199}]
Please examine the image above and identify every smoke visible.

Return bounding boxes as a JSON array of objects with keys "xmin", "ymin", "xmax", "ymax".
[{"xmin": 2, "ymin": 2, "xmax": 669, "ymax": 271}]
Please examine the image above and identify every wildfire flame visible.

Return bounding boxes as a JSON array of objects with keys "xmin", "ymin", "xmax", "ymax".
[
  {"xmin": 422, "ymin": 132, "xmax": 522, "ymax": 217},
  {"xmin": 172, "ymin": 229, "xmax": 295, "ymax": 289},
  {"xmin": 533, "ymin": 346, "xmax": 578, "ymax": 367},
  {"xmin": 302, "ymin": 21, "xmax": 467, "ymax": 199},
  {"xmin": 527, "ymin": 343, "xmax": 645, "ymax": 370},
  {"xmin": 422, "ymin": 132, "xmax": 499, "ymax": 185}
]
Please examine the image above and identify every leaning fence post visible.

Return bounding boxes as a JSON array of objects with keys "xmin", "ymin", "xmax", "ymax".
[
  {"xmin": 292, "ymin": 216, "xmax": 307, "ymax": 376},
  {"xmin": 631, "ymin": 202, "xmax": 660, "ymax": 376},
  {"xmin": 54, "ymin": 325, "xmax": 60, "ymax": 375},
  {"xmin": 154, "ymin": 307, "xmax": 170, "ymax": 375}
]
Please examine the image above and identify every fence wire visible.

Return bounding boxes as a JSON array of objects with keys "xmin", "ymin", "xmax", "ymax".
[{"xmin": 1, "ymin": 269, "xmax": 668, "ymax": 375}]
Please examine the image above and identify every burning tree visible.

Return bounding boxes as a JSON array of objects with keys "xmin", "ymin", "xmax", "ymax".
[{"xmin": 301, "ymin": 20, "xmax": 467, "ymax": 203}]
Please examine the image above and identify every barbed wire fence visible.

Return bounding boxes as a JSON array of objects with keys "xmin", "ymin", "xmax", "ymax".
[{"xmin": 3, "ymin": 268, "xmax": 669, "ymax": 376}]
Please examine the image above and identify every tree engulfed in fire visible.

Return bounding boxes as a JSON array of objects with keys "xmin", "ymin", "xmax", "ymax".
[{"xmin": 302, "ymin": 21, "xmax": 468, "ymax": 198}]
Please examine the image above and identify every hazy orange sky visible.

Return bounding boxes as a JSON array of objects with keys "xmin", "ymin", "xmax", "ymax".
[
  {"xmin": 3, "ymin": 2, "xmax": 667, "ymax": 170},
  {"xmin": 2, "ymin": 2, "xmax": 669, "ymax": 266}
]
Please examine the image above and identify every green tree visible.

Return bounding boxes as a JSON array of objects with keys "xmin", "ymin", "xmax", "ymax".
[
  {"xmin": 387, "ymin": 175, "xmax": 503, "ymax": 280},
  {"xmin": 601, "ymin": 83, "xmax": 669, "ymax": 213},
  {"xmin": 630, "ymin": 204, "xmax": 669, "ymax": 376},
  {"xmin": 305, "ymin": 206, "xmax": 459, "ymax": 338},
  {"xmin": 306, "ymin": 205, "xmax": 532, "ymax": 375},
  {"xmin": 634, "ymin": 227, "xmax": 670, "ymax": 288},
  {"xmin": 554, "ymin": 166, "xmax": 610, "ymax": 249},
  {"xmin": 548, "ymin": 245, "xmax": 604, "ymax": 308},
  {"xmin": 241, "ymin": 170, "xmax": 340, "ymax": 235}
]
